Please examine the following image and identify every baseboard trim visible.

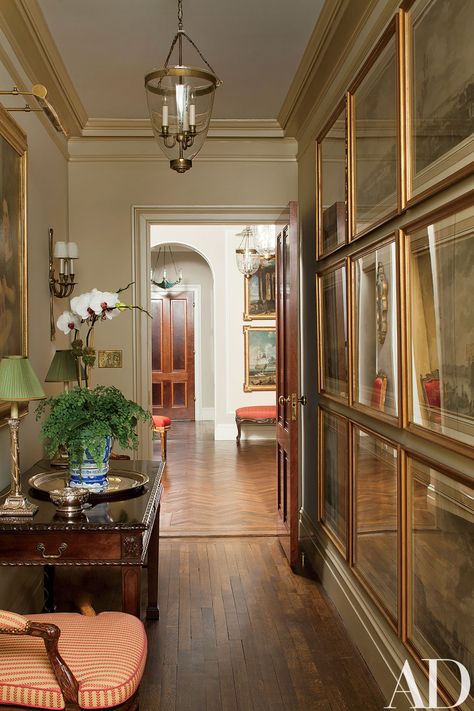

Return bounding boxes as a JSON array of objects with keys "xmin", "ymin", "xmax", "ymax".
[{"xmin": 299, "ymin": 510, "xmax": 430, "ymax": 710}]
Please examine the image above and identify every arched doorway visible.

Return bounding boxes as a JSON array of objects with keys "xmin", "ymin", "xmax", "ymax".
[{"xmin": 150, "ymin": 240, "xmax": 215, "ymax": 423}]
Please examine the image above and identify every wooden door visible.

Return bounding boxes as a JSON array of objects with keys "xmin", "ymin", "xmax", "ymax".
[
  {"xmin": 276, "ymin": 202, "xmax": 303, "ymax": 569},
  {"xmin": 151, "ymin": 291, "xmax": 195, "ymax": 420}
]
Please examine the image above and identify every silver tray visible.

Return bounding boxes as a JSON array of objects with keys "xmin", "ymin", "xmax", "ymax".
[{"xmin": 29, "ymin": 469, "xmax": 149, "ymax": 501}]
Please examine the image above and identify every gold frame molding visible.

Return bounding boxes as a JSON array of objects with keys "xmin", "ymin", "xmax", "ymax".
[
  {"xmin": 317, "ymin": 405, "xmax": 350, "ymax": 558},
  {"xmin": 348, "ymin": 17, "xmax": 402, "ymax": 242},
  {"xmin": 404, "ymin": 449, "xmax": 473, "ymax": 708},
  {"xmin": 316, "ymin": 97, "xmax": 348, "ymax": 260},
  {"xmin": 0, "ymin": 104, "xmax": 28, "ymax": 427},
  {"xmin": 313, "ymin": 6, "xmax": 473, "ymax": 707},
  {"xmin": 402, "ymin": 0, "xmax": 474, "ymax": 208},
  {"xmin": 316, "ymin": 258, "xmax": 350, "ymax": 404},
  {"xmin": 242, "ymin": 324, "xmax": 276, "ymax": 392},
  {"xmin": 402, "ymin": 191, "xmax": 474, "ymax": 458},
  {"xmin": 349, "ymin": 232, "xmax": 403, "ymax": 427},
  {"xmin": 350, "ymin": 422, "xmax": 401, "ymax": 633}
]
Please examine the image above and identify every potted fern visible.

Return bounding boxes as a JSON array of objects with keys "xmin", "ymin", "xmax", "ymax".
[{"xmin": 37, "ymin": 385, "xmax": 150, "ymax": 490}]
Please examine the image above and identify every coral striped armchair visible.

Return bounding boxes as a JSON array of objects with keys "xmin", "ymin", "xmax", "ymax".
[{"xmin": 0, "ymin": 610, "xmax": 147, "ymax": 710}]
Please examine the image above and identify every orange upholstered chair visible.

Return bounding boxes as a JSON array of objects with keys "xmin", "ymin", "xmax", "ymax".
[
  {"xmin": 152, "ymin": 415, "xmax": 171, "ymax": 460},
  {"xmin": 370, "ymin": 372, "xmax": 388, "ymax": 411},
  {"xmin": 235, "ymin": 405, "xmax": 277, "ymax": 445},
  {"xmin": 420, "ymin": 370, "xmax": 441, "ymax": 424},
  {"xmin": 0, "ymin": 609, "xmax": 147, "ymax": 711}
]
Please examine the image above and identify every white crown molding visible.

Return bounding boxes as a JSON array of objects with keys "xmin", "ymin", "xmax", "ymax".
[
  {"xmin": 278, "ymin": 0, "xmax": 349, "ymax": 132},
  {"xmin": 68, "ymin": 135, "xmax": 297, "ymax": 163},
  {"xmin": 0, "ymin": 33, "xmax": 68, "ymax": 159},
  {"xmin": 0, "ymin": 0, "xmax": 87, "ymax": 135},
  {"xmin": 279, "ymin": 0, "xmax": 400, "ymax": 152},
  {"xmin": 82, "ymin": 117, "xmax": 284, "ymax": 139}
]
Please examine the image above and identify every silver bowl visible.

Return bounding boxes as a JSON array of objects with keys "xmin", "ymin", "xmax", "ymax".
[{"xmin": 49, "ymin": 487, "xmax": 90, "ymax": 516}]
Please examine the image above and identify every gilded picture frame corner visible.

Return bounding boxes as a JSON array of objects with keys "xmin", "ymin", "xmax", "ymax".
[
  {"xmin": 243, "ymin": 324, "xmax": 277, "ymax": 393},
  {"xmin": 0, "ymin": 106, "xmax": 28, "ymax": 428}
]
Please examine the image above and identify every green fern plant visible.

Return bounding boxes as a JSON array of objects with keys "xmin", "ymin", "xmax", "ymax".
[{"xmin": 36, "ymin": 385, "xmax": 150, "ymax": 465}]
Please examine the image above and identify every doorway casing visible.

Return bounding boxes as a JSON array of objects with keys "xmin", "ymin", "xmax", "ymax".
[{"xmin": 132, "ymin": 205, "xmax": 286, "ymax": 459}]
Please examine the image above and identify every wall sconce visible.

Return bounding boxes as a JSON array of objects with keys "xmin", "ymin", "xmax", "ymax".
[{"xmin": 49, "ymin": 228, "xmax": 79, "ymax": 340}]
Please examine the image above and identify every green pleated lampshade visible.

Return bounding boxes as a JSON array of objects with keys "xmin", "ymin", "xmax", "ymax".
[
  {"xmin": 45, "ymin": 349, "xmax": 77, "ymax": 383},
  {"xmin": 0, "ymin": 356, "xmax": 46, "ymax": 401}
]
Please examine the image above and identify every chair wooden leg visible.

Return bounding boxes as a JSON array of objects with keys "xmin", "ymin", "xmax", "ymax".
[
  {"xmin": 160, "ymin": 429, "xmax": 167, "ymax": 460},
  {"xmin": 236, "ymin": 419, "xmax": 241, "ymax": 446}
]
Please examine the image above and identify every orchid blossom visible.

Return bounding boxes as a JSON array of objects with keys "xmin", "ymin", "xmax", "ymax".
[{"xmin": 56, "ymin": 283, "xmax": 148, "ymax": 387}]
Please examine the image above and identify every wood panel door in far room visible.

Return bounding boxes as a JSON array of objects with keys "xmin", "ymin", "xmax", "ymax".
[
  {"xmin": 276, "ymin": 202, "xmax": 304, "ymax": 569},
  {"xmin": 151, "ymin": 291, "xmax": 195, "ymax": 420}
]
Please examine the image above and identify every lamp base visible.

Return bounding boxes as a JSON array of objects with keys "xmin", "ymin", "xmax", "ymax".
[
  {"xmin": 0, "ymin": 494, "xmax": 38, "ymax": 517},
  {"xmin": 170, "ymin": 158, "xmax": 192, "ymax": 173}
]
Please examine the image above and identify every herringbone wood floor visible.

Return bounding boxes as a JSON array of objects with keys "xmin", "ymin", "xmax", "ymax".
[
  {"xmin": 142, "ymin": 537, "xmax": 385, "ymax": 711},
  {"xmin": 156, "ymin": 422, "xmax": 280, "ymax": 537}
]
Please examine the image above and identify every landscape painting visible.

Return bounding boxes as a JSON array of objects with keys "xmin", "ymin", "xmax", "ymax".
[
  {"xmin": 243, "ymin": 258, "xmax": 276, "ymax": 320},
  {"xmin": 243, "ymin": 326, "xmax": 276, "ymax": 392},
  {"xmin": 410, "ymin": 0, "xmax": 474, "ymax": 195}
]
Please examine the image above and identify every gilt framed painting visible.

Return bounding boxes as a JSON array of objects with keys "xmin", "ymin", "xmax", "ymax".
[
  {"xmin": 243, "ymin": 258, "xmax": 276, "ymax": 320},
  {"xmin": 406, "ymin": 0, "xmax": 474, "ymax": 202},
  {"xmin": 0, "ymin": 106, "xmax": 27, "ymax": 426},
  {"xmin": 243, "ymin": 325, "xmax": 276, "ymax": 392}
]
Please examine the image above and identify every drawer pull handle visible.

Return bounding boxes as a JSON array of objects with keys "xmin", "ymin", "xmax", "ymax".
[{"xmin": 37, "ymin": 543, "xmax": 68, "ymax": 559}]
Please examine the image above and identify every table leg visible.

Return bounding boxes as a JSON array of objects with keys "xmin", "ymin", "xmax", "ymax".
[
  {"xmin": 146, "ymin": 502, "xmax": 160, "ymax": 620},
  {"xmin": 43, "ymin": 565, "xmax": 55, "ymax": 613},
  {"xmin": 122, "ymin": 565, "xmax": 141, "ymax": 618}
]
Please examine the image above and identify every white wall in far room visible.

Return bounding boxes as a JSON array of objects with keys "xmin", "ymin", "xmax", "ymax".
[{"xmin": 151, "ymin": 225, "xmax": 276, "ymax": 440}]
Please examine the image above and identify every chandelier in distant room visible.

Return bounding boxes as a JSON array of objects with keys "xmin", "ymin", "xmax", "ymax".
[
  {"xmin": 144, "ymin": 0, "xmax": 222, "ymax": 173},
  {"xmin": 235, "ymin": 226, "xmax": 260, "ymax": 279},
  {"xmin": 151, "ymin": 245, "xmax": 183, "ymax": 289}
]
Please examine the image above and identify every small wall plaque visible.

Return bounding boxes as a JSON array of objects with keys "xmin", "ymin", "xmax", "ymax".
[{"xmin": 98, "ymin": 350, "xmax": 123, "ymax": 368}]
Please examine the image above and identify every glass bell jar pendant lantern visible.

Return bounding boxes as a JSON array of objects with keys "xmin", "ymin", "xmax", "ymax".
[
  {"xmin": 145, "ymin": 0, "xmax": 222, "ymax": 174},
  {"xmin": 235, "ymin": 227, "xmax": 260, "ymax": 279},
  {"xmin": 253, "ymin": 224, "xmax": 276, "ymax": 260}
]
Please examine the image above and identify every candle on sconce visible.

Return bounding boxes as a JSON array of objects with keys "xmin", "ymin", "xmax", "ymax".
[
  {"xmin": 67, "ymin": 242, "xmax": 79, "ymax": 276},
  {"xmin": 189, "ymin": 97, "xmax": 196, "ymax": 126},
  {"xmin": 54, "ymin": 241, "xmax": 68, "ymax": 275}
]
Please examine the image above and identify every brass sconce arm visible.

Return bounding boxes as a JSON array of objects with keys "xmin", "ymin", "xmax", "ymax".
[{"xmin": 49, "ymin": 228, "xmax": 79, "ymax": 341}]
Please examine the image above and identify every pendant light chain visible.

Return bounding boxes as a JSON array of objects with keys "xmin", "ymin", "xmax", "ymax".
[
  {"xmin": 144, "ymin": 0, "xmax": 222, "ymax": 172},
  {"xmin": 162, "ymin": 0, "xmax": 221, "ymax": 79}
]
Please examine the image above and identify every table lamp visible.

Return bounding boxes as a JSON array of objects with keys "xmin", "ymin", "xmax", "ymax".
[
  {"xmin": 0, "ymin": 356, "xmax": 46, "ymax": 517},
  {"xmin": 45, "ymin": 349, "xmax": 78, "ymax": 391}
]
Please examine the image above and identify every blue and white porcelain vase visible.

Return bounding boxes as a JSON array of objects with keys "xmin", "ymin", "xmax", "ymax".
[{"xmin": 69, "ymin": 435, "xmax": 113, "ymax": 492}]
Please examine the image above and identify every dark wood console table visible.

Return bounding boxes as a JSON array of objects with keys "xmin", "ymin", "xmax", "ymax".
[{"xmin": 0, "ymin": 460, "xmax": 163, "ymax": 620}]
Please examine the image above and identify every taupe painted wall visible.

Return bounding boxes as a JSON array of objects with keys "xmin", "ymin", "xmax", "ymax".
[
  {"xmin": 67, "ymin": 138, "xmax": 297, "ymax": 417},
  {"xmin": 0, "ymin": 31, "xmax": 69, "ymax": 612}
]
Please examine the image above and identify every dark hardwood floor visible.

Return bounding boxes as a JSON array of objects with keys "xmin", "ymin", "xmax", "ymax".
[
  {"xmin": 143, "ymin": 422, "xmax": 385, "ymax": 710},
  {"xmin": 142, "ymin": 537, "xmax": 385, "ymax": 711},
  {"xmin": 156, "ymin": 422, "xmax": 280, "ymax": 537}
]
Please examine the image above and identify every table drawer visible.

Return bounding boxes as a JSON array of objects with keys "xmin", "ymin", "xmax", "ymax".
[{"xmin": 0, "ymin": 531, "xmax": 122, "ymax": 563}]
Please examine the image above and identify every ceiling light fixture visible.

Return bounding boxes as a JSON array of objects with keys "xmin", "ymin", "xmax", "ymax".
[
  {"xmin": 235, "ymin": 227, "xmax": 260, "ymax": 279},
  {"xmin": 145, "ymin": 0, "xmax": 222, "ymax": 174},
  {"xmin": 253, "ymin": 225, "xmax": 277, "ymax": 260},
  {"xmin": 151, "ymin": 245, "xmax": 183, "ymax": 289}
]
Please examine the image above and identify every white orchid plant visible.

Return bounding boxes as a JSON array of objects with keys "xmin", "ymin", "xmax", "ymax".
[{"xmin": 57, "ymin": 284, "xmax": 148, "ymax": 387}]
